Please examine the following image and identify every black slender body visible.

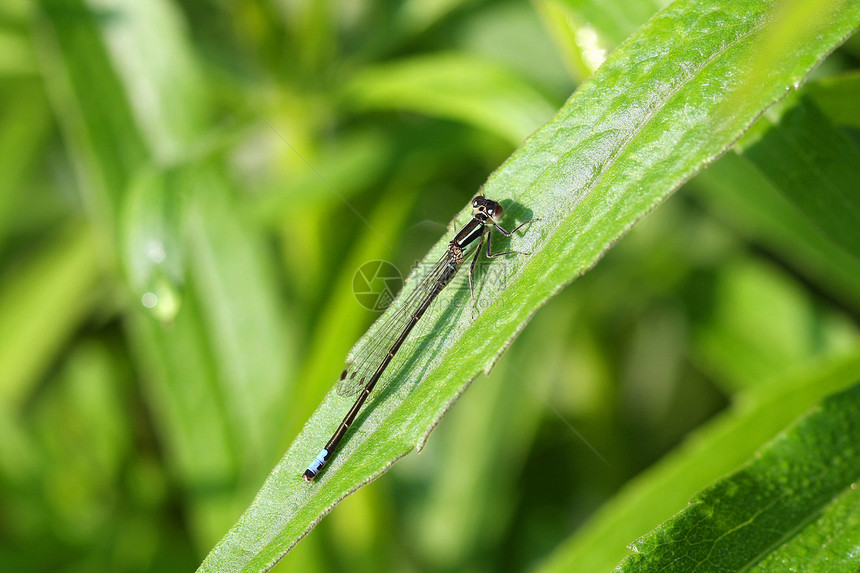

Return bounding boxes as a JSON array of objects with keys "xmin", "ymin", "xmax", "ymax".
[{"xmin": 303, "ymin": 196, "xmax": 530, "ymax": 481}]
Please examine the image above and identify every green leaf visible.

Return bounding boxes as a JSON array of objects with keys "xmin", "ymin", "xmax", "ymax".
[
  {"xmin": 691, "ymin": 258, "xmax": 858, "ymax": 392},
  {"xmin": 30, "ymin": 341, "xmax": 133, "ymax": 534},
  {"xmin": 38, "ymin": 0, "xmax": 207, "ymax": 222},
  {"xmin": 343, "ymin": 52, "xmax": 558, "ymax": 146},
  {"xmin": 692, "ymin": 152, "xmax": 860, "ymax": 312},
  {"xmin": 617, "ymin": 379, "xmax": 860, "ymax": 572},
  {"xmin": 535, "ymin": 351, "xmax": 860, "ymax": 573},
  {"xmin": 37, "ymin": 0, "xmax": 150, "ymax": 221},
  {"xmin": 123, "ymin": 162, "xmax": 296, "ymax": 547},
  {"xmin": 0, "ymin": 225, "xmax": 99, "ymax": 412},
  {"xmin": 0, "ymin": 80, "xmax": 52, "ymax": 249},
  {"xmin": 454, "ymin": 2, "xmax": 573, "ymax": 99},
  {"xmin": 535, "ymin": 0, "xmax": 663, "ymax": 79},
  {"xmin": 0, "ymin": 225, "xmax": 100, "ymax": 500},
  {"xmin": 38, "ymin": 0, "xmax": 290, "ymax": 548},
  {"xmin": 394, "ymin": 0, "xmax": 473, "ymax": 37},
  {"xmin": 82, "ymin": 0, "xmax": 210, "ymax": 162},
  {"xmin": 248, "ymin": 129, "xmax": 395, "ymax": 226},
  {"xmin": 805, "ymin": 71, "xmax": 860, "ymax": 128},
  {"xmin": 0, "ymin": 27, "xmax": 37, "ymax": 76},
  {"xmin": 739, "ymin": 98, "xmax": 860, "ymax": 259},
  {"xmin": 199, "ymin": 1, "xmax": 860, "ymax": 570}
]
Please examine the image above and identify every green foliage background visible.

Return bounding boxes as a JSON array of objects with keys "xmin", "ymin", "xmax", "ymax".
[{"xmin": 1, "ymin": 0, "xmax": 859, "ymax": 572}]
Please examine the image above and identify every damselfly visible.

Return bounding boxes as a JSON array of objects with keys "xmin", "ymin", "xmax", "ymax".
[{"xmin": 303, "ymin": 195, "xmax": 533, "ymax": 481}]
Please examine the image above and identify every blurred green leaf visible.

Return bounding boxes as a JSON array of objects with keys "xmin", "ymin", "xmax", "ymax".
[
  {"xmin": 805, "ymin": 71, "xmax": 860, "ymax": 128},
  {"xmin": 394, "ymin": 0, "xmax": 471, "ymax": 37},
  {"xmin": 0, "ymin": 225, "xmax": 98, "ymax": 412},
  {"xmin": 37, "ymin": 0, "xmax": 294, "ymax": 550},
  {"xmin": 249, "ymin": 128, "xmax": 394, "ymax": 225},
  {"xmin": 32, "ymin": 341, "xmax": 131, "ymax": 535},
  {"xmin": 739, "ymin": 99, "xmax": 860, "ymax": 259},
  {"xmin": 0, "ymin": 27, "xmax": 37, "ymax": 76},
  {"xmin": 123, "ymin": 161, "xmax": 295, "ymax": 547},
  {"xmin": 455, "ymin": 2, "xmax": 573, "ymax": 99},
  {"xmin": 693, "ymin": 151, "xmax": 860, "ymax": 313},
  {"xmin": 0, "ymin": 226, "xmax": 100, "ymax": 503},
  {"xmin": 537, "ymin": 350, "xmax": 860, "ymax": 573},
  {"xmin": 38, "ymin": 0, "xmax": 150, "ymax": 221},
  {"xmin": 38, "ymin": 0, "xmax": 209, "ymax": 220},
  {"xmin": 344, "ymin": 53, "xmax": 558, "ymax": 146},
  {"xmin": 122, "ymin": 166, "xmax": 185, "ymax": 320},
  {"xmin": 616, "ymin": 378, "xmax": 860, "ymax": 572},
  {"xmin": 0, "ymin": 80, "xmax": 52, "ymax": 249},
  {"xmin": 535, "ymin": 0, "xmax": 663, "ymax": 79},
  {"xmin": 565, "ymin": 0, "xmax": 665, "ymax": 45},
  {"xmin": 692, "ymin": 257, "xmax": 858, "ymax": 392},
  {"xmin": 692, "ymin": 72, "xmax": 860, "ymax": 305},
  {"xmin": 86, "ymin": 0, "xmax": 210, "ymax": 162},
  {"xmin": 199, "ymin": 1, "xmax": 860, "ymax": 570}
]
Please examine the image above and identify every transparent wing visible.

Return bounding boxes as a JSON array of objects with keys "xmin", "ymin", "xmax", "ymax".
[{"xmin": 335, "ymin": 252, "xmax": 453, "ymax": 397}]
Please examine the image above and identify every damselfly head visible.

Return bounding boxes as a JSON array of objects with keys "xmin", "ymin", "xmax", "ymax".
[{"xmin": 471, "ymin": 196, "xmax": 504, "ymax": 221}]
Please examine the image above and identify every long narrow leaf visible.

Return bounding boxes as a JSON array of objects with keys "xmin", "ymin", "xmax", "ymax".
[
  {"xmin": 617, "ymin": 380, "xmax": 860, "ymax": 572},
  {"xmin": 741, "ymin": 98, "xmax": 860, "ymax": 259},
  {"xmin": 199, "ymin": 1, "xmax": 860, "ymax": 570}
]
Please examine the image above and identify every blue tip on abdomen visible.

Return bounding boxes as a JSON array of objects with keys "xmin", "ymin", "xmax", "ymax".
[{"xmin": 303, "ymin": 448, "xmax": 329, "ymax": 481}]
